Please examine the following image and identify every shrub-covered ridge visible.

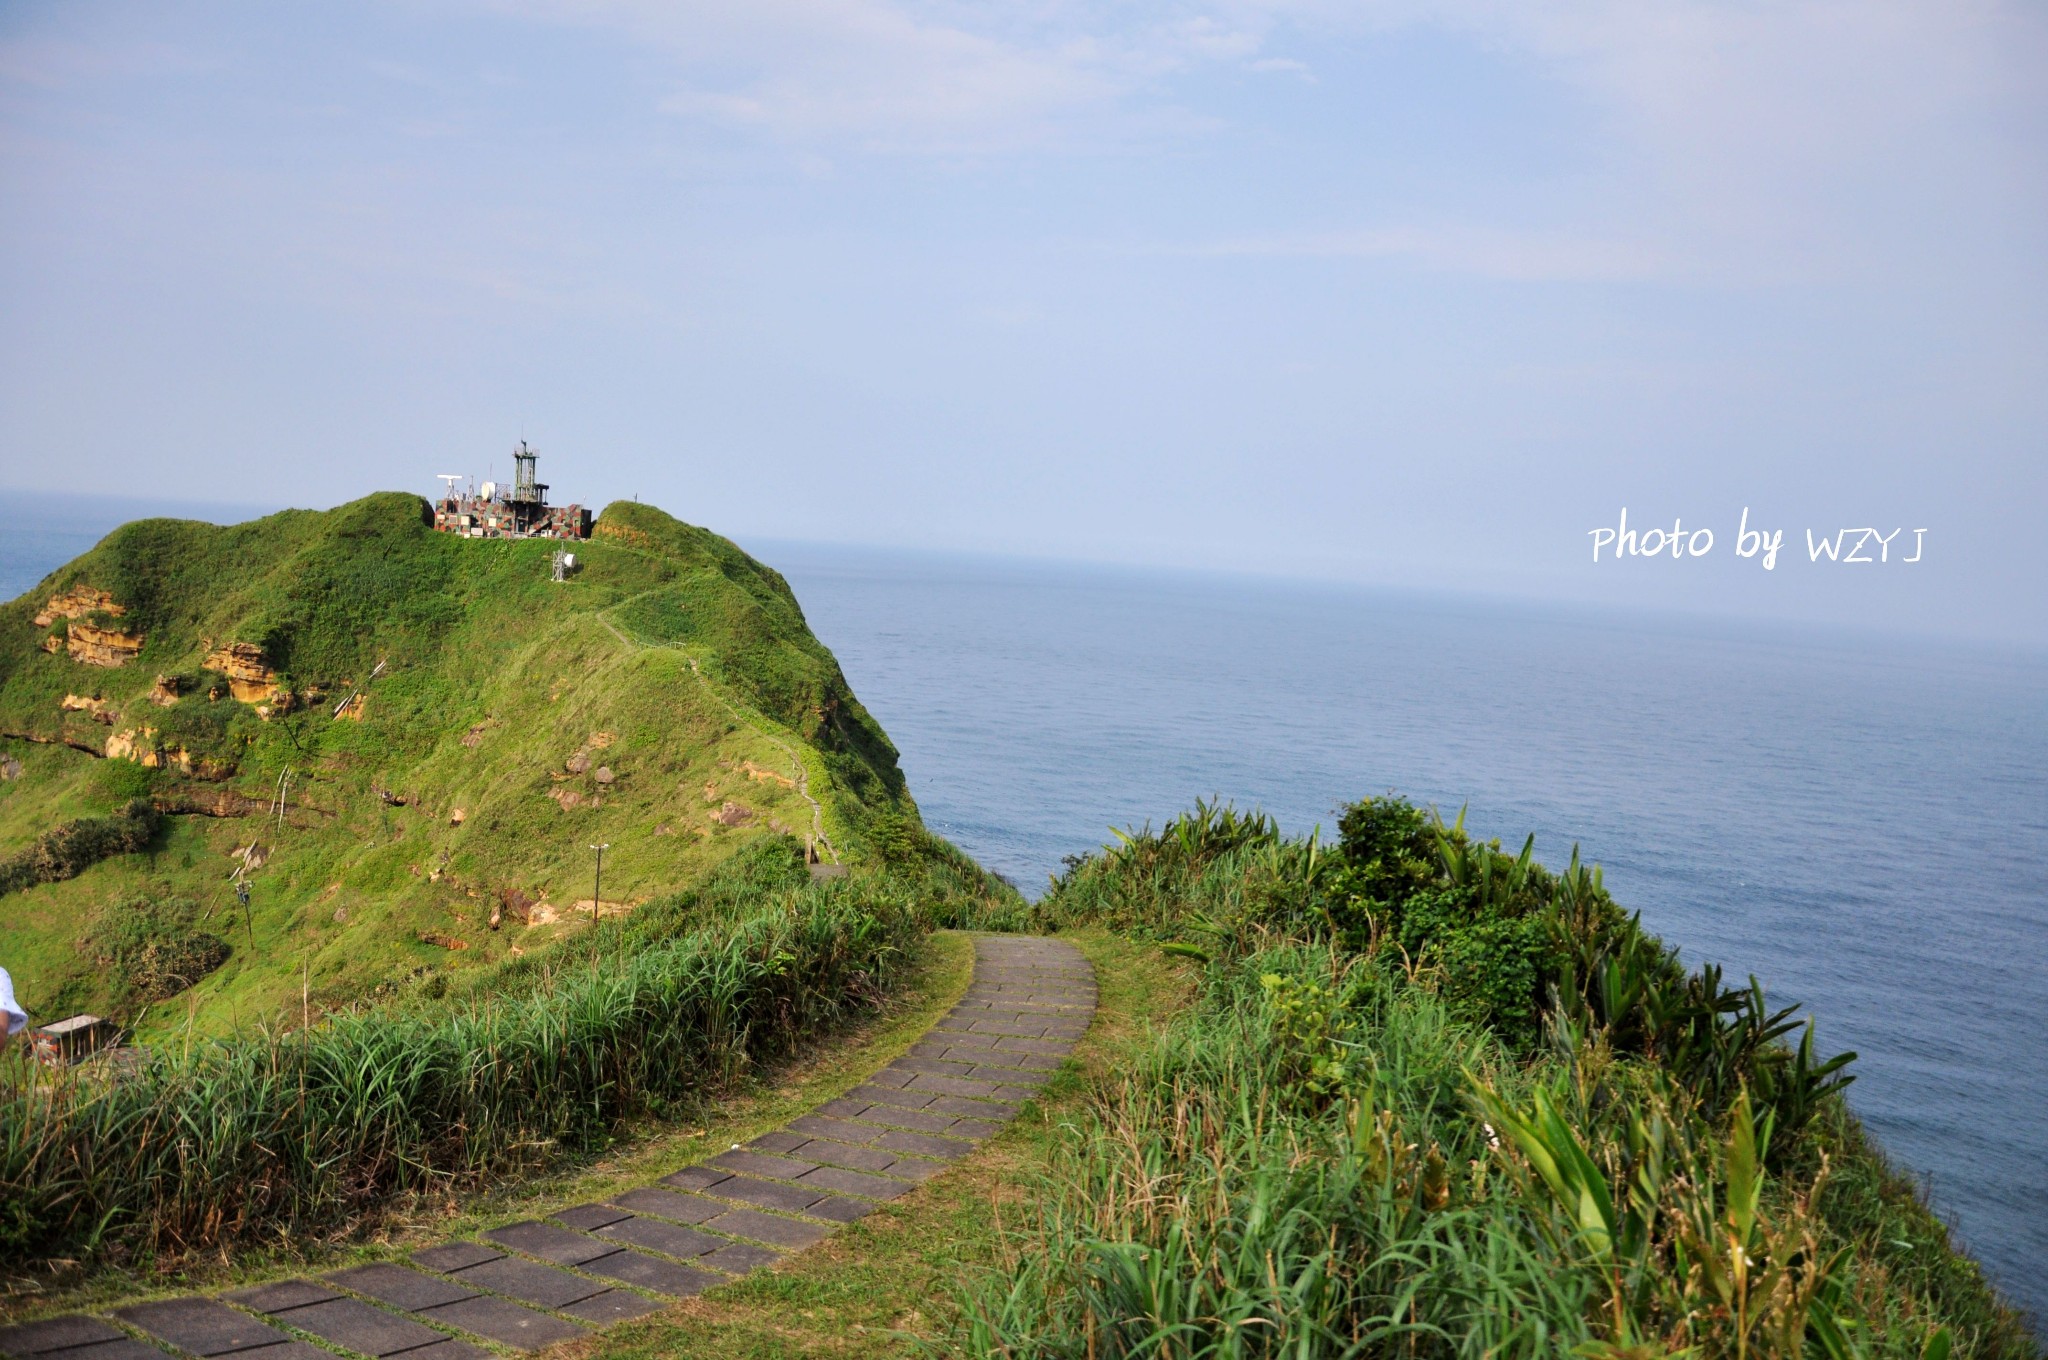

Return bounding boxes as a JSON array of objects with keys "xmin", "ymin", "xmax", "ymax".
[{"xmin": 959, "ymin": 797, "xmax": 2034, "ymax": 1359}]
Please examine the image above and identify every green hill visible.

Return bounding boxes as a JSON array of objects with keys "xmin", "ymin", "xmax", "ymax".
[{"xmin": 0, "ymin": 492, "xmax": 934, "ymax": 1037}]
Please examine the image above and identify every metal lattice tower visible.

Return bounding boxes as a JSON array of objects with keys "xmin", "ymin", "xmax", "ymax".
[{"xmin": 510, "ymin": 442, "xmax": 546, "ymax": 505}]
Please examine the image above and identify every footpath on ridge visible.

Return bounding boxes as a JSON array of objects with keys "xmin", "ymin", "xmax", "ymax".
[{"xmin": 0, "ymin": 936, "xmax": 1095, "ymax": 1360}]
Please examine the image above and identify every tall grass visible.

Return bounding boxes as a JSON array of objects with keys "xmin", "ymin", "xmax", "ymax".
[
  {"xmin": 956, "ymin": 800, "xmax": 2036, "ymax": 1360},
  {"xmin": 0, "ymin": 882, "xmax": 921, "ymax": 1268}
]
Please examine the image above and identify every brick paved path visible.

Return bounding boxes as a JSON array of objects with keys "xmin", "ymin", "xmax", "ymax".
[{"xmin": 0, "ymin": 936, "xmax": 1093, "ymax": 1360}]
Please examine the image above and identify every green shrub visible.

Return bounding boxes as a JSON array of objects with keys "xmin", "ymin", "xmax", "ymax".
[
  {"xmin": 0, "ymin": 799, "xmax": 159, "ymax": 897},
  {"xmin": 80, "ymin": 896, "xmax": 230, "ymax": 1011},
  {"xmin": 976, "ymin": 796, "xmax": 2035, "ymax": 1359}
]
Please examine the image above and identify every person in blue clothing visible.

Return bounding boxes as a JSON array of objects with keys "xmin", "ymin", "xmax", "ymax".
[{"xmin": 0, "ymin": 964, "xmax": 27, "ymax": 1052}]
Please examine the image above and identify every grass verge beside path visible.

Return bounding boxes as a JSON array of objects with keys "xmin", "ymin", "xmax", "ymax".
[
  {"xmin": 568, "ymin": 929, "xmax": 1193, "ymax": 1360},
  {"xmin": 1, "ymin": 930, "xmax": 977, "ymax": 1323}
]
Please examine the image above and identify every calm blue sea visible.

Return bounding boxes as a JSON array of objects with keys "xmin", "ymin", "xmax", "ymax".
[{"xmin": 4, "ymin": 502, "xmax": 2043, "ymax": 1319}]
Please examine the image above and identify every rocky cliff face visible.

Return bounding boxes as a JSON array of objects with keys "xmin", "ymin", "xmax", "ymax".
[
  {"xmin": 31, "ymin": 588, "xmax": 146, "ymax": 667},
  {"xmin": 33, "ymin": 587, "xmax": 123, "ymax": 628},
  {"xmin": 202, "ymin": 642, "xmax": 280, "ymax": 703},
  {"xmin": 63, "ymin": 621, "xmax": 145, "ymax": 668}
]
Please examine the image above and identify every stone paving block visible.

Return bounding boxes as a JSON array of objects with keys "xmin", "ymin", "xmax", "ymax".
[
  {"xmin": 710, "ymin": 1150, "xmax": 820, "ymax": 1181},
  {"xmin": 0, "ymin": 1318, "xmax": 126, "ymax": 1357},
  {"xmin": 927, "ymin": 1095, "xmax": 1019, "ymax": 1118},
  {"xmin": 947, "ymin": 1117, "xmax": 1007, "ymax": 1140},
  {"xmin": 223, "ymin": 1343, "xmax": 331, "ymax": 1360},
  {"xmin": 994, "ymin": 1036, "xmax": 1068, "ymax": 1056},
  {"xmin": 965, "ymin": 1020, "xmax": 1050, "ymax": 1038},
  {"xmin": 706, "ymin": 1175, "xmax": 828, "ymax": 1215},
  {"xmin": 986, "ymin": 1052, "xmax": 1063, "ymax": 1073},
  {"xmin": 905, "ymin": 1074, "xmax": 1001, "ymax": 1098},
  {"xmin": 393, "ymin": 1342, "xmax": 490, "ymax": 1360},
  {"xmin": 482, "ymin": 1221, "xmax": 620, "ymax": 1267},
  {"xmin": 796, "ymin": 1164, "xmax": 914, "ymax": 1200},
  {"xmin": 415, "ymin": 1297, "xmax": 584, "ymax": 1351},
  {"xmin": 700, "ymin": 1242, "xmax": 781, "ymax": 1275},
  {"xmin": 786, "ymin": 1114, "xmax": 879, "ymax": 1144},
  {"xmin": 923, "ymin": 1029, "xmax": 999, "ymax": 1050},
  {"xmin": 33, "ymin": 1342, "xmax": 172, "ymax": 1360},
  {"xmin": 804, "ymin": 1196, "xmax": 874, "ymax": 1224},
  {"xmin": 326, "ymin": 1265, "xmax": 476, "ymax": 1314},
  {"xmin": 851, "ymin": 1105, "xmax": 957, "ymax": 1136},
  {"xmin": 968, "ymin": 1065, "xmax": 1049, "ymax": 1086},
  {"xmin": 893, "ymin": 1055, "xmax": 976, "ymax": 1077},
  {"xmin": 584, "ymin": 1250, "xmax": 723, "ymax": 1298},
  {"xmin": 660, "ymin": 1166, "xmax": 733, "ymax": 1193},
  {"xmin": 875, "ymin": 1154, "xmax": 948, "ymax": 1182},
  {"xmin": 811, "ymin": 1097, "xmax": 872, "ymax": 1119},
  {"xmin": 224, "ymin": 1282, "xmax": 339, "ymax": 1316},
  {"xmin": 993, "ymin": 1083, "xmax": 1044, "ymax": 1100},
  {"xmin": 704, "ymin": 1209, "xmax": 833, "ymax": 1250},
  {"xmin": 612, "ymin": 1187, "xmax": 723, "ymax": 1223},
  {"xmin": 550, "ymin": 1204, "xmax": 633, "ymax": 1232},
  {"xmin": 861, "ymin": 1066, "xmax": 915, "ymax": 1089},
  {"xmin": 873, "ymin": 1128, "xmax": 973, "ymax": 1160},
  {"xmin": 115, "ymin": 1299, "xmax": 290, "ymax": 1357},
  {"xmin": 558, "ymin": 1292, "xmax": 662, "ymax": 1326},
  {"xmin": 410, "ymin": 1243, "xmax": 504, "ymax": 1275},
  {"xmin": 595, "ymin": 1216, "xmax": 724, "ymax": 1260},
  {"xmin": 747, "ymin": 1130, "xmax": 809, "ymax": 1156},
  {"xmin": 450, "ymin": 1256, "xmax": 609, "ymax": 1310},
  {"xmin": 788, "ymin": 1138, "xmax": 900, "ymax": 1173},
  {"xmin": 847, "ymin": 1084, "xmax": 933, "ymax": 1110},
  {"xmin": 277, "ymin": 1298, "xmax": 446, "ymax": 1357}
]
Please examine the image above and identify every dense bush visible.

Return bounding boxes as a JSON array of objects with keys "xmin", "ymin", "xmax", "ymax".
[
  {"xmin": 0, "ymin": 799, "xmax": 159, "ymax": 898},
  {"xmin": 80, "ymin": 897, "xmax": 230, "ymax": 1011},
  {"xmin": 971, "ymin": 797, "xmax": 2033, "ymax": 1359}
]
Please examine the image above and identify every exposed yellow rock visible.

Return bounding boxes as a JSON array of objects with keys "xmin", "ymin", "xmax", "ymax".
[
  {"xmin": 66, "ymin": 622, "xmax": 145, "ymax": 668},
  {"xmin": 203, "ymin": 642, "xmax": 281, "ymax": 704},
  {"xmin": 149, "ymin": 674, "xmax": 185, "ymax": 707},
  {"xmin": 34, "ymin": 587, "xmax": 124, "ymax": 628},
  {"xmin": 60, "ymin": 694, "xmax": 108, "ymax": 715},
  {"xmin": 105, "ymin": 726, "xmax": 159, "ymax": 764}
]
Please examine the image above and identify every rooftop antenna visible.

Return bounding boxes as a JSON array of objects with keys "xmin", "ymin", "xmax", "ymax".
[{"xmin": 436, "ymin": 475, "xmax": 463, "ymax": 499}]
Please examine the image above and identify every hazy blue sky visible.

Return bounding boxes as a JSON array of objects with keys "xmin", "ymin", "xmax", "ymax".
[{"xmin": 3, "ymin": 2, "xmax": 2044, "ymax": 645}]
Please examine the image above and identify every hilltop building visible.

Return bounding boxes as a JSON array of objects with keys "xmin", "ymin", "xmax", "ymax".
[{"xmin": 433, "ymin": 443, "xmax": 592, "ymax": 540}]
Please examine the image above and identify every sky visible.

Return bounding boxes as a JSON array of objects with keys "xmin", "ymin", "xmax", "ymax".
[{"xmin": 1, "ymin": 1, "xmax": 2044, "ymax": 646}]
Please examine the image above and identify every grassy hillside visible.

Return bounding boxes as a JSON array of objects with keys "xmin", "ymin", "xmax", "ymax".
[{"xmin": 0, "ymin": 493, "xmax": 942, "ymax": 1038}]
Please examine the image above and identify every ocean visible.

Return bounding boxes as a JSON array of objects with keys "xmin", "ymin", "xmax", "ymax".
[{"xmin": 4, "ymin": 504, "xmax": 2043, "ymax": 1318}]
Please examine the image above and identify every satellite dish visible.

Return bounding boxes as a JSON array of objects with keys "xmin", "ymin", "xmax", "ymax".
[{"xmin": 479, "ymin": 480, "xmax": 498, "ymax": 500}]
